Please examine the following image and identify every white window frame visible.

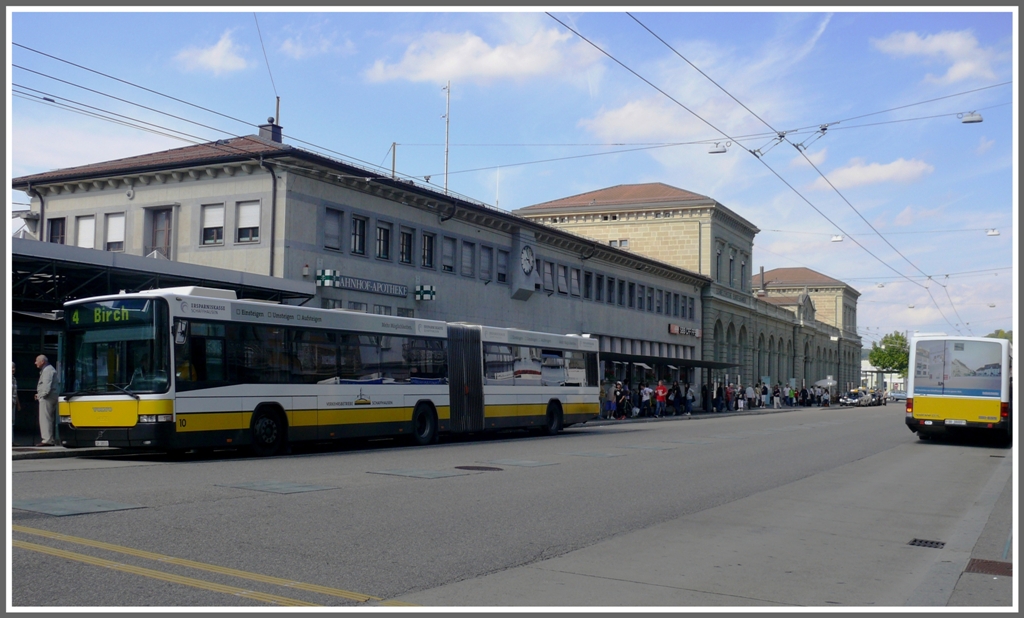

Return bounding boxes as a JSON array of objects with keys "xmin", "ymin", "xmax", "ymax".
[
  {"xmin": 201, "ymin": 204, "xmax": 224, "ymax": 246},
  {"xmin": 236, "ymin": 201, "xmax": 260, "ymax": 243},
  {"xmin": 105, "ymin": 212, "xmax": 125, "ymax": 252},
  {"xmin": 76, "ymin": 215, "xmax": 95, "ymax": 249}
]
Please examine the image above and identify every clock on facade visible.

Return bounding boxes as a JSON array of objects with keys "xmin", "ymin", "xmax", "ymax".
[{"xmin": 520, "ymin": 245, "xmax": 535, "ymax": 275}]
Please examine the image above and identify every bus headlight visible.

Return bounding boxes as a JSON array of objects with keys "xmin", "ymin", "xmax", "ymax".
[
  {"xmin": 59, "ymin": 415, "xmax": 71, "ymax": 424},
  {"xmin": 139, "ymin": 415, "xmax": 174, "ymax": 423}
]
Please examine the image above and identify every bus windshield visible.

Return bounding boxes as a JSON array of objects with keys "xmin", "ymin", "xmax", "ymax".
[{"xmin": 64, "ymin": 297, "xmax": 170, "ymax": 395}]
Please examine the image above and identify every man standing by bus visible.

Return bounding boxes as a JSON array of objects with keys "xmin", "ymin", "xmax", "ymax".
[{"xmin": 34, "ymin": 355, "xmax": 58, "ymax": 447}]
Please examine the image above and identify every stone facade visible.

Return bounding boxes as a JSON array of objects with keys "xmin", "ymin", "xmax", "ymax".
[
  {"xmin": 13, "ymin": 133, "xmax": 709, "ymax": 386},
  {"xmin": 516, "ymin": 183, "xmax": 863, "ymax": 391}
]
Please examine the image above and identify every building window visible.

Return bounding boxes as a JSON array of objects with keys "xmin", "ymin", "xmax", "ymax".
[
  {"xmin": 629, "ymin": 283, "xmax": 637, "ymax": 309},
  {"xmin": 543, "ymin": 261, "xmax": 555, "ymax": 291},
  {"xmin": 376, "ymin": 223, "xmax": 391, "ymax": 260},
  {"xmin": 48, "ymin": 218, "xmax": 66, "ymax": 244},
  {"xmin": 740, "ymin": 262, "xmax": 747, "ymax": 291},
  {"xmin": 348, "ymin": 302, "xmax": 368, "ymax": 312},
  {"xmin": 647, "ymin": 287, "xmax": 654, "ymax": 312},
  {"xmin": 236, "ymin": 201, "xmax": 260, "ymax": 243},
  {"xmin": 149, "ymin": 208, "xmax": 172, "ymax": 258},
  {"xmin": 617, "ymin": 280, "xmax": 626, "ymax": 306},
  {"xmin": 351, "ymin": 216, "xmax": 367, "ymax": 255},
  {"xmin": 716, "ymin": 250, "xmax": 722, "ymax": 282},
  {"xmin": 105, "ymin": 213, "xmax": 125, "ymax": 252},
  {"xmin": 397, "ymin": 307, "xmax": 414, "ymax": 318},
  {"xmin": 461, "ymin": 241, "xmax": 475, "ymax": 277},
  {"xmin": 324, "ymin": 208, "xmax": 342, "ymax": 250},
  {"xmin": 422, "ymin": 233, "xmax": 435, "ymax": 268},
  {"xmin": 620, "ymin": 239, "xmax": 629, "ymax": 249},
  {"xmin": 609, "ymin": 240, "xmax": 618, "ymax": 247},
  {"xmin": 373, "ymin": 305, "xmax": 392, "ymax": 316},
  {"xmin": 201, "ymin": 204, "xmax": 224, "ymax": 246},
  {"xmin": 496, "ymin": 250, "xmax": 508, "ymax": 283},
  {"xmin": 673, "ymin": 293, "xmax": 680, "ymax": 317},
  {"xmin": 729, "ymin": 255, "xmax": 735, "ymax": 287},
  {"xmin": 607, "ymin": 277, "xmax": 615, "ymax": 304},
  {"xmin": 76, "ymin": 215, "xmax": 95, "ymax": 249},
  {"xmin": 688, "ymin": 297, "xmax": 695, "ymax": 320},
  {"xmin": 480, "ymin": 246, "xmax": 493, "ymax": 280},
  {"xmin": 441, "ymin": 237, "xmax": 456, "ymax": 273},
  {"xmin": 399, "ymin": 228, "xmax": 413, "ymax": 264},
  {"xmin": 595, "ymin": 274, "xmax": 604, "ymax": 302},
  {"xmin": 656, "ymin": 290, "xmax": 663, "ymax": 314},
  {"xmin": 557, "ymin": 265, "xmax": 569, "ymax": 294},
  {"xmin": 570, "ymin": 268, "xmax": 581, "ymax": 296},
  {"xmin": 583, "ymin": 271, "xmax": 592, "ymax": 299}
]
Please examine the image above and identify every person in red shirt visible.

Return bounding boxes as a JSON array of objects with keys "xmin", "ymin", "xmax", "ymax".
[{"xmin": 654, "ymin": 380, "xmax": 668, "ymax": 418}]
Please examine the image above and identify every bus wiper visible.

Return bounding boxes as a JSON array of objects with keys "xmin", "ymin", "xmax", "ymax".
[
  {"xmin": 63, "ymin": 386, "xmax": 105, "ymax": 401},
  {"xmin": 108, "ymin": 383, "xmax": 141, "ymax": 401}
]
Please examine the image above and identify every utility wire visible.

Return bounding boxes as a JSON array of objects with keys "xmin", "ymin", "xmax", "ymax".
[
  {"xmin": 253, "ymin": 13, "xmax": 278, "ymax": 97},
  {"xmin": 622, "ymin": 12, "xmax": 968, "ymax": 333},
  {"xmin": 546, "ymin": 12, "xmax": 933, "ymax": 296}
]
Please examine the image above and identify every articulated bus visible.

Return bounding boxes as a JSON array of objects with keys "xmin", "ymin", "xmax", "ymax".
[
  {"xmin": 58, "ymin": 287, "xmax": 600, "ymax": 455},
  {"xmin": 906, "ymin": 335, "xmax": 1013, "ymax": 443}
]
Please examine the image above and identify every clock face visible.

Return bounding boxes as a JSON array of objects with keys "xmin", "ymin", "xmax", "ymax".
[{"xmin": 520, "ymin": 245, "xmax": 535, "ymax": 275}]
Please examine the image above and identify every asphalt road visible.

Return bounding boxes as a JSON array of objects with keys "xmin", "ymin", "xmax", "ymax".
[{"xmin": 10, "ymin": 406, "xmax": 1014, "ymax": 609}]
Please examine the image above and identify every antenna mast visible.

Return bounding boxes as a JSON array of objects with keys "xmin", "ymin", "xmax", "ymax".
[{"xmin": 443, "ymin": 81, "xmax": 450, "ymax": 195}]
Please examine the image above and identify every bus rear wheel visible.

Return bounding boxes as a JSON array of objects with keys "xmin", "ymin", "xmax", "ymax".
[
  {"xmin": 542, "ymin": 402, "xmax": 563, "ymax": 436},
  {"xmin": 250, "ymin": 407, "xmax": 286, "ymax": 456},
  {"xmin": 410, "ymin": 404, "xmax": 438, "ymax": 446}
]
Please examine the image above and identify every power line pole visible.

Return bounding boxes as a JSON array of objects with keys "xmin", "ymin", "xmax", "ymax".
[{"xmin": 442, "ymin": 80, "xmax": 450, "ymax": 195}]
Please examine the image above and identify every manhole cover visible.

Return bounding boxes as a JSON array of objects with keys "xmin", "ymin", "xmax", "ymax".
[
  {"xmin": 965, "ymin": 558, "xmax": 1013, "ymax": 576},
  {"xmin": 454, "ymin": 466, "xmax": 503, "ymax": 472},
  {"xmin": 908, "ymin": 538, "xmax": 945, "ymax": 549}
]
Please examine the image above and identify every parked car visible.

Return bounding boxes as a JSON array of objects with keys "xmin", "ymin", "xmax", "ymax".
[
  {"xmin": 839, "ymin": 390, "xmax": 866, "ymax": 406},
  {"xmin": 889, "ymin": 390, "xmax": 907, "ymax": 403}
]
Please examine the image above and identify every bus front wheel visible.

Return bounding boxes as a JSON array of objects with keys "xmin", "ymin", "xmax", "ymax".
[
  {"xmin": 250, "ymin": 407, "xmax": 286, "ymax": 456},
  {"xmin": 410, "ymin": 404, "xmax": 438, "ymax": 446}
]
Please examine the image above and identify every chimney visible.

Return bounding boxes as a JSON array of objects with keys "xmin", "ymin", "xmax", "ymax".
[
  {"xmin": 757, "ymin": 266, "xmax": 766, "ymax": 296},
  {"xmin": 259, "ymin": 116, "xmax": 282, "ymax": 143}
]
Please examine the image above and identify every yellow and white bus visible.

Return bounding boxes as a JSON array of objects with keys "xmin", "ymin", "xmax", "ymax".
[
  {"xmin": 58, "ymin": 286, "xmax": 599, "ymax": 455},
  {"xmin": 906, "ymin": 335, "xmax": 1012, "ymax": 443}
]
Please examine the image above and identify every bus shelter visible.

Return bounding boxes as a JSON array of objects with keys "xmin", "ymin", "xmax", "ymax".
[{"xmin": 598, "ymin": 350, "xmax": 738, "ymax": 412}]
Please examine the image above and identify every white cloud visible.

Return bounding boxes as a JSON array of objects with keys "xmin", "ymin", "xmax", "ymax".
[
  {"xmin": 810, "ymin": 158, "xmax": 934, "ymax": 190},
  {"xmin": 790, "ymin": 147, "xmax": 827, "ymax": 169},
  {"xmin": 975, "ymin": 136, "xmax": 995, "ymax": 155},
  {"xmin": 13, "ymin": 117, "xmax": 187, "ymax": 180},
  {"xmin": 174, "ymin": 30, "xmax": 250, "ymax": 76},
  {"xmin": 893, "ymin": 203, "xmax": 944, "ymax": 227},
  {"xmin": 870, "ymin": 30, "xmax": 997, "ymax": 84},
  {"xmin": 279, "ymin": 24, "xmax": 354, "ymax": 60},
  {"xmin": 364, "ymin": 27, "xmax": 602, "ymax": 84}
]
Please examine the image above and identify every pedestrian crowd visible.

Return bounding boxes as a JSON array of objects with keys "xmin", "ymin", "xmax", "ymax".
[{"xmin": 599, "ymin": 377, "xmax": 836, "ymax": 420}]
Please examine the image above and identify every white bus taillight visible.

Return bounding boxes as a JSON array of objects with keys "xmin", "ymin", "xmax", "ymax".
[{"xmin": 1000, "ymin": 401, "xmax": 1009, "ymax": 419}]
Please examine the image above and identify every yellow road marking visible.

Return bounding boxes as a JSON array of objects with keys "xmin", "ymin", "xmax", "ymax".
[
  {"xmin": 378, "ymin": 599, "xmax": 420, "ymax": 606},
  {"xmin": 13, "ymin": 525, "xmax": 381, "ymax": 603},
  {"xmin": 13, "ymin": 540, "xmax": 317, "ymax": 607}
]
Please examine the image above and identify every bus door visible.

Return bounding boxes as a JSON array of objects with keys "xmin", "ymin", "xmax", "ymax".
[{"xmin": 447, "ymin": 324, "xmax": 484, "ymax": 433}]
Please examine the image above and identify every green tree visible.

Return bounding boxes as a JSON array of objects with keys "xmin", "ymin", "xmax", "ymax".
[
  {"xmin": 868, "ymin": 331, "xmax": 910, "ymax": 378},
  {"xmin": 985, "ymin": 329, "xmax": 1013, "ymax": 343}
]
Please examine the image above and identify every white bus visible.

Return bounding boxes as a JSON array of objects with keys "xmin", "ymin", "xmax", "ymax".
[
  {"xmin": 58, "ymin": 286, "xmax": 599, "ymax": 455},
  {"xmin": 906, "ymin": 334, "xmax": 1012, "ymax": 443}
]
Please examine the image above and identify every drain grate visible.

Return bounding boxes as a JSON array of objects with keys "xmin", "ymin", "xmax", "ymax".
[
  {"xmin": 908, "ymin": 538, "xmax": 945, "ymax": 549},
  {"xmin": 454, "ymin": 466, "xmax": 503, "ymax": 472},
  {"xmin": 965, "ymin": 558, "xmax": 1013, "ymax": 577}
]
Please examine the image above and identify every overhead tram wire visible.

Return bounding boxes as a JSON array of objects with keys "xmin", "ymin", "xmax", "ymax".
[
  {"xmin": 12, "ymin": 43, "xmax": 413, "ymax": 179},
  {"xmin": 623, "ymin": 12, "xmax": 969, "ymax": 334},
  {"xmin": 544, "ymin": 13, "xmax": 930, "ymax": 296},
  {"xmin": 253, "ymin": 13, "xmax": 278, "ymax": 98},
  {"xmin": 14, "ymin": 42, "xmax": 1007, "ymax": 190},
  {"xmin": 626, "ymin": 13, "xmax": 946, "ymax": 285}
]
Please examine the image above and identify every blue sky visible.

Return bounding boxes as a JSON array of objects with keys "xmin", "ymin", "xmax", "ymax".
[{"xmin": 8, "ymin": 8, "xmax": 1016, "ymax": 343}]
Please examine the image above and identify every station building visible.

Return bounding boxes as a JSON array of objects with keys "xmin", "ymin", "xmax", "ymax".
[
  {"xmin": 12, "ymin": 124, "xmax": 731, "ymax": 403},
  {"xmin": 514, "ymin": 183, "xmax": 863, "ymax": 391}
]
